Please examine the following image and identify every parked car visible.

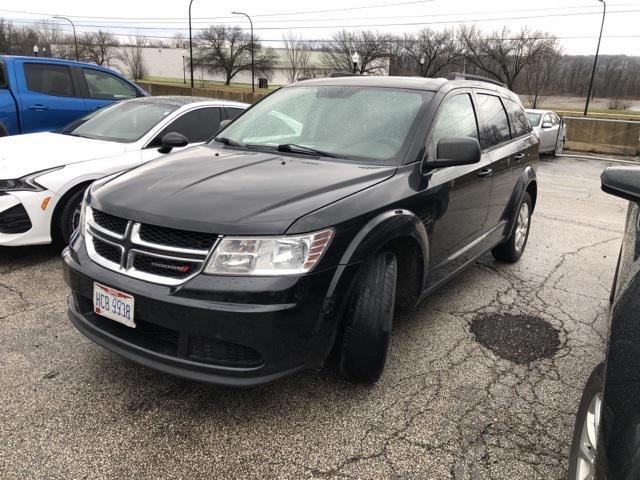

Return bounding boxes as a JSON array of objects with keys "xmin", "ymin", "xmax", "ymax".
[
  {"xmin": 568, "ymin": 166, "xmax": 640, "ymax": 479},
  {"xmin": 63, "ymin": 74, "xmax": 539, "ymax": 386},
  {"xmin": 0, "ymin": 55, "xmax": 147, "ymax": 136},
  {"xmin": 0, "ymin": 96, "xmax": 248, "ymax": 247},
  {"xmin": 525, "ymin": 109, "xmax": 565, "ymax": 155}
]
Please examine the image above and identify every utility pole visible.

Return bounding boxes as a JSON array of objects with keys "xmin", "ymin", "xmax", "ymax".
[{"xmin": 584, "ymin": 0, "xmax": 606, "ymax": 116}]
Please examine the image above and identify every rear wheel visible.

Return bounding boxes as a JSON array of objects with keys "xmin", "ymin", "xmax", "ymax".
[
  {"xmin": 492, "ymin": 192, "xmax": 532, "ymax": 263},
  {"xmin": 568, "ymin": 363, "xmax": 604, "ymax": 480},
  {"xmin": 52, "ymin": 188, "xmax": 86, "ymax": 249},
  {"xmin": 339, "ymin": 251, "xmax": 397, "ymax": 383}
]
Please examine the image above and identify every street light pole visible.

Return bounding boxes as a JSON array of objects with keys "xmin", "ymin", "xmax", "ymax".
[
  {"xmin": 419, "ymin": 54, "xmax": 425, "ymax": 76},
  {"xmin": 584, "ymin": 0, "xmax": 606, "ymax": 116},
  {"xmin": 232, "ymin": 11, "xmax": 254, "ymax": 93},
  {"xmin": 189, "ymin": 0, "xmax": 195, "ymax": 89},
  {"xmin": 52, "ymin": 16, "xmax": 78, "ymax": 61},
  {"xmin": 33, "ymin": 45, "xmax": 39, "ymax": 57}
]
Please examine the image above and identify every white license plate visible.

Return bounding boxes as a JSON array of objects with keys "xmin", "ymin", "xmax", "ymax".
[{"xmin": 93, "ymin": 282, "xmax": 135, "ymax": 328}]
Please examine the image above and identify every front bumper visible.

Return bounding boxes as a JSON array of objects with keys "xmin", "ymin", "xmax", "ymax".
[
  {"xmin": 0, "ymin": 191, "xmax": 56, "ymax": 246},
  {"xmin": 63, "ymin": 236, "xmax": 358, "ymax": 386}
]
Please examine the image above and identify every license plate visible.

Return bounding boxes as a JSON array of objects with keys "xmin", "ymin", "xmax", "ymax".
[{"xmin": 93, "ymin": 282, "xmax": 135, "ymax": 328}]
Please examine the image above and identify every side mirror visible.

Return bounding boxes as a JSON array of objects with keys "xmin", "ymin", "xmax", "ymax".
[
  {"xmin": 158, "ymin": 132, "xmax": 188, "ymax": 154},
  {"xmin": 217, "ymin": 119, "xmax": 232, "ymax": 134},
  {"xmin": 428, "ymin": 137, "xmax": 481, "ymax": 169},
  {"xmin": 601, "ymin": 166, "xmax": 640, "ymax": 203},
  {"xmin": 541, "ymin": 122, "xmax": 553, "ymax": 129}
]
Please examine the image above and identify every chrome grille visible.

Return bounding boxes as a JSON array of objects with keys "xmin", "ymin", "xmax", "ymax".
[{"xmin": 86, "ymin": 207, "xmax": 219, "ymax": 286}]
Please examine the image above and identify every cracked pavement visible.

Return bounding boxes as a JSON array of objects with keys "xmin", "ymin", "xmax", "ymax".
[{"xmin": 0, "ymin": 157, "xmax": 627, "ymax": 479}]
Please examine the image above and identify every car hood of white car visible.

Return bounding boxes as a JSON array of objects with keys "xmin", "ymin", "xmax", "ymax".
[{"xmin": 0, "ymin": 132, "xmax": 128, "ymax": 179}]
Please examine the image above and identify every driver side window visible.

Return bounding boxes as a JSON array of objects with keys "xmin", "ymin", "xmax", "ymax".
[
  {"xmin": 430, "ymin": 93, "xmax": 479, "ymax": 150},
  {"xmin": 148, "ymin": 107, "xmax": 222, "ymax": 147}
]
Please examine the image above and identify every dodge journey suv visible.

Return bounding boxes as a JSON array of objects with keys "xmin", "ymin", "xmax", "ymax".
[{"xmin": 63, "ymin": 74, "xmax": 538, "ymax": 386}]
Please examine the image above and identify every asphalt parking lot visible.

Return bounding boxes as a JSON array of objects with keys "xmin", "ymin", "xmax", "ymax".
[{"xmin": 0, "ymin": 156, "xmax": 628, "ymax": 480}]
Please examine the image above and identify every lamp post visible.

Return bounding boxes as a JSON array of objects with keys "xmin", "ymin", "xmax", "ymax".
[
  {"xmin": 232, "ymin": 11, "xmax": 254, "ymax": 92},
  {"xmin": 352, "ymin": 52, "xmax": 360, "ymax": 75},
  {"xmin": 52, "ymin": 16, "xmax": 78, "ymax": 61},
  {"xmin": 33, "ymin": 45, "xmax": 39, "ymax": 57},
  {"xmin": 182, "ymin": 55, "xmax": 186, "ymax": 84},
  {"xmin": 419, "ymin": 54, "xmax": 425, "ymax": 76},
  {"xmin": 584, "ymin": 0, "xmax": 606, "ymax": 116},
  {"xmin": 188, "ymin": 0, "xmax": 197, "ymax": 88}
]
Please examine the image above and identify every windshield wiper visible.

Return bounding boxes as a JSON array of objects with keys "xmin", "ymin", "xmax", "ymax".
[
  {"xmin": 214, "ymin": 136, "xmax": 243, "ymax": 147},
  {"xmin": 277, "ymin": 144, "xmax": 338, "ymax": 158}
]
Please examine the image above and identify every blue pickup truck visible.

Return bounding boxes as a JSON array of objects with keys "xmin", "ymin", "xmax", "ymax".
[{"xmin": 0, "ymin": 55, "xmax": 147, "ymax": 136}]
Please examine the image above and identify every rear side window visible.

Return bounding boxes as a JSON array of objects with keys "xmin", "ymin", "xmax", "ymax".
[
  {"xmin": 226, "ymin": 108, "xmax": 245, "ymax": 120},
  {"xmin": 153, "ymin": 107, "xmax": 222, "ymax": 145},
  {"xmin": 503, "ymin": 99, "xmax": 532, "ymax": 138},
  {"xmin": 430, "ymin": 93, "xmax": 478, "ymax": 148},
  {"xmin": 0, "ymin": 63, "xmax": 6, "ymax": 87},
  {"xmin": 475, "ymin": 94, "xmax": 511, "ymax": 148},
  {"xmin": 24, "ymin": 63, "xmax": 74, "ymax": 97},
  {"xmin": 82, "ymin": 68, "xmax": 136, "ymax": 100}
]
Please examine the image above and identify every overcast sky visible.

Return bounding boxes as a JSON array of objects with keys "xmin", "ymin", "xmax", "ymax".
[{"xmin": 2, "ymin": 0, "xmax": 639, "ymax": 56}]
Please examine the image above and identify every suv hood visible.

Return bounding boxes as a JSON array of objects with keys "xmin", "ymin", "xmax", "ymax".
[
  {"xmin": 0, "ymin": 132, "xmax": 127, "ymax": 179},
  {"xmin": 91, "ymin": 145, "xmax": 396, "ymax": 235}
]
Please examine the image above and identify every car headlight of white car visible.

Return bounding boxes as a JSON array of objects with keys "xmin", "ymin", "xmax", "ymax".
[
  {"xmin": 204, "ymin": 229, "xmax": 333, "ymax": 275},
  {"xmin": 0, "ymin": 167, "xmax": 63, "ymax": 193}
]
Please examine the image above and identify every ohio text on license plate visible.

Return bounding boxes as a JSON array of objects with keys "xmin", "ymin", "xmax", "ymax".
[{"xmin": 93, "ymin": 282, "xmax": 135, "ymax": 328}]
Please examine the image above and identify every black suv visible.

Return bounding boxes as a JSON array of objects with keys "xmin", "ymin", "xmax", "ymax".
[{"xmin": 63, "ymin": 75, "xmax": 538, "ymax": 386}]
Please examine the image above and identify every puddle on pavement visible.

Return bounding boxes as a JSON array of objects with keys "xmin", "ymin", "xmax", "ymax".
[{"xmin": 470, "ymin": 313, "xmax": 560, "ymax": 364}]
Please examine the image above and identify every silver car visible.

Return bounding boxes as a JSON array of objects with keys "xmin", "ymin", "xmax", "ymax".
[{"xmin": 526, "ymin": 109, "xmax": 566, "ymax": 155}]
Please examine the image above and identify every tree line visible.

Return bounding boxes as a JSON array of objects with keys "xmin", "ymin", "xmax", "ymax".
[{"xmin": 1, "ymin": 18, "xmax": 638, "ymax": 106}]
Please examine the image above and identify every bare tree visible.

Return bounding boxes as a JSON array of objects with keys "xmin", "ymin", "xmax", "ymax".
[
  {"xmin": 402, "ymin": 28, "xmax": 461, "ymax": 77},
  {"xmin": 322, "ymin": 30, "xmax": 391, "ymax": 75},
  {"xmin": 79, "ymin": 30, "xmax": 118, "ymax": 66},
  {"xmin": 173, "ymin": 32, "xmax": 187, "ymax": 49},
  {"xmin": 458, "ymin": 26, "xmax": 559, "ymax": 89},
  {"xmin": 196, "ymin": 25, "xmax": 277, "ymax": 85},
  {"xmin": 118, "ymin": 35, "xmax": 147, "ymax": 80},
  {"xmin": 282, "ymin": 33, "xmax": 312, "ymax": 83},
  {"xmin": 524, "ymin": 45, "xmax": 561, "ymax": 108}
]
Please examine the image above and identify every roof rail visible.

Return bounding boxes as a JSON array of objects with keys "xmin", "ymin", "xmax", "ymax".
[{"xmin": 446, "ymin": 72, "xmax": 507, "ymax": 88}]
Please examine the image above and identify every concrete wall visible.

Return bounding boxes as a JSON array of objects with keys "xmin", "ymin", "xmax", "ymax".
[
  {"xmin": 563, "ymin": 117, "xmax": 640, "ymax": 156},
  {"xmin": 136, "ymin": 81, "xmax": 268, "ymax": 104}
]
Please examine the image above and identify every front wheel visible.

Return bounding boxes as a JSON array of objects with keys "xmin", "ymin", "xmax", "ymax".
[
  {"xmin": 492, "ymin": 192, "xmax": 532, "ymax": 263},
  {"xmin": 568, "ymin": 363, "xmax": 604, "ymax": 480},
  {"xmin": 339, "ymin": 251, "xmax": 397, "ymax": 383},
  {"xmin": 52, "ymin": 188, "xmax": 86, "ymax": 249}
]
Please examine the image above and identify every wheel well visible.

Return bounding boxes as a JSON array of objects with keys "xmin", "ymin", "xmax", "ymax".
[
  {"xmin": 50, "ymin": 181, "xmax": 92, "ymax": 238},
  {"xmin": 380, "ymin": 236, "xmax": 423, "ymax": 311},
  {"xmin": 526, "ymin": 181, "xmax": 537, "ymax": 211}
]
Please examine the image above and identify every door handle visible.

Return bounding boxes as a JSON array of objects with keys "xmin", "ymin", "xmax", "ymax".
[
  {"xmin": 27, "ymin": 104, "xmax": 49, "ymax": 111},
  {"xmin": 477, "ymin": 168, "xmax": 493, "ymax": 178},
  {"xmin": 514, "ymin": 153, "xmax": 526, "ymax": 160}
]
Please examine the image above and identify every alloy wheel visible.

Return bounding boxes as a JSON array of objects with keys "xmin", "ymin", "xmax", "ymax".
[
  {"xmin": 514, "ymin": 202, "xmax": 530, "ymax": 252},
  {"xmin": 574, "ymin": 392, "xmax": 602, "ymax": 480}
]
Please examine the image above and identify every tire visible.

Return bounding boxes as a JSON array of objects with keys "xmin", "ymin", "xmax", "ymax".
[
  {"xmin": 492, "ymin": 191, "xmax": 532, "ymax": 263},
  {"xmin": 568, "ymin": 363, "xmax": 605, "ymax": 480},
  {"xmin": 609, "ymin": 246, "xmax": 622, "ymax": 305},
  {"xmin": 339, "ymin": 251, "xmax": 397, "ymax": 383},
  {"xmin": 52, "ymin": 187, "xmax": 86, "ymax": 249}
]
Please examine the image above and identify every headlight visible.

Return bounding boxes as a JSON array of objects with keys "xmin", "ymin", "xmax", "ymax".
[
  {"xmin": 204, "ymin": 229, "xmax": 333, "ymax": 275},
  {"xmin": 0, "ymin": 167, "xmax": 63, "ymax": 192}
]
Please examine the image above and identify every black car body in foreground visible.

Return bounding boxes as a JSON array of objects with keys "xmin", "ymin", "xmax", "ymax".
[
  {"xmin": 569, "ymin": 167, "xmax": 640, "ymax": 479},
  {"xmin": 63, "ymin": 75, "xmax": 539, "ymax": 386}
]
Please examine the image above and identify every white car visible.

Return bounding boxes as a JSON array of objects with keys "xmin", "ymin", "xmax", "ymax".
[
  {"xmin": 0, "ymin": 96, "xmax": 248, "ymax": 247},
  {"xmin": 525, "ymin": 109, "xmax": 566, "ymax": 155}
]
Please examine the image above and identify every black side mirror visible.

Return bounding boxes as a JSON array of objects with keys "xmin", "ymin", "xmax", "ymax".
[
  {"xmin": 158, "ymin": 132, "xmax": 188, "ymax": 154},
  {"xmin": 429, "ymin": 137, "xmax": 481, "ymax": 169},
  {"xmin": 601, "ymin": 166, "xmax": 640, "ymax": 203},
  {"xmin": 217, "ymin": 119, "xmax": 232, "ymax": 134}
]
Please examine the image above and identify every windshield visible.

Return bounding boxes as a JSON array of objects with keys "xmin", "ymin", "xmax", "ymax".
[
  {"xmin": 526, "ymin": 112, "xmax": 542, "ymax": 127},
  {"xmin": 218, "ymin": 85, "xmax": 430, "ymax": 163},
  {"xmin": 60, "ymin": 101, "xmax": 178, "ymax": 143}
]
